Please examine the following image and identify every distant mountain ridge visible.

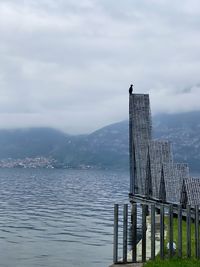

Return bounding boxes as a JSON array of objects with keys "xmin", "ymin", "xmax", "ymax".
[
  {"xmin": 153, "ymin": 111, "xmax": 200, "ymax": 172},
  {"xmin": 0, "ymin": 111, "xmax": 200, "ymax": 171}
]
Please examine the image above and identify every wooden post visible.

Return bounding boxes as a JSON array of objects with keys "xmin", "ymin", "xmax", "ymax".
[
  {"xmin": 113, "ymin": 204, "xmax": 118, "ymax": 263},
  {"xmin": 151, "ymin": 204, "xmax": 155, "ymax": 260},
  {"xmin": 195, "ymin": 205, "xmax": 199, "ymax": 259},
  {"xmin": 186, "ymin": 205, "xmax": 191, "ymax": 258},
  {"xmin": 123, "ymin": 204, "xmax": 128, "ymax": 263},
  {"xmin": 132, "ymin": 204, "xmax": 137, "ymax": 263},
  {"xmin": 129, "ymin": 95, "xmax": 134, "ymax": 195},
  {"xmin": 160, "ymin": 205, "xmax": 165, "ymax": 260},
  {"xmin": 178, "ymin": 205, "xmax": 182, "ymax": 258},
  {"xmin": 142, "ymin": 204, "xmax": 147, "ymax": 262},
  {"xmin": 169, "ymin": 205, "xmax": 174, "ymax": 258}
]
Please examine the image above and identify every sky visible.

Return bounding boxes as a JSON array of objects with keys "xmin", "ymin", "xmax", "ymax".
[{"xmin": 0, "ymin": 0, "xmax": 200, "ymax": 134}]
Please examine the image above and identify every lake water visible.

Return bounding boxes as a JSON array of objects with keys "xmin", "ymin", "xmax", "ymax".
[{"xmin": 0, "ymin": 168, "xmax": 129, "ymax": 267}]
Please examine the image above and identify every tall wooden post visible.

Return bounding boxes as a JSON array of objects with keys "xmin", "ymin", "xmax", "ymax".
[{"xmin": 129, "ymin": 94, "xmax": 134, "ymax": 195}]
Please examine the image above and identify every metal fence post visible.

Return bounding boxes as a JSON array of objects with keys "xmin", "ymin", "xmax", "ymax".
[
  {"xmin": 142, "ymin": 204, "xmax": 147, "ymax": 262},
  {"xmin": 195, "ymin": 205, "xmax": 199, "ymax": 259},
  {"xmin": 178, "ymin": 205, "xmax": 182, "ymax": 258},
  {"xmin": 186, "ymin": 205, "xmax": 191, "ymax": 258},
  {"xmin": 160, "ymin": 205, "xmax": 165, "ymax": 260},
  {"xmin": 113, "ymin": 204, "xmax": 118, "ymax": 263},
  {"xmin": 151, "ymin": 204, "xmax": 155, "ymax": 260},
  {"xmin": 169, "ymin": 204, "xmax": 173, "ymax": 258},
  {"xmin": 123, "ymin": 204, "xmax": 128, "ymax": 263},
  {"xmin": 131, "ymin": 203, "xmax": 137, "ymax": 263}
]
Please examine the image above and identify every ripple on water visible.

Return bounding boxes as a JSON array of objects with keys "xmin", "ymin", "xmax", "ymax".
[{"xmin": 0, "ymin": 168, "xmax": 129, "ymax": 267}]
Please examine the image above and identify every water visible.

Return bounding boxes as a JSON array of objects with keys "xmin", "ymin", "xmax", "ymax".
[{"xmin": 0, "ymin": 168, "xmax": 129, "ymax": 267}]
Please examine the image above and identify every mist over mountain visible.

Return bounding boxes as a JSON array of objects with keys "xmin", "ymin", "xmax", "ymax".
[{"xmin": 0, "ymin": 111, "xmax": 199, "ymax": 171}]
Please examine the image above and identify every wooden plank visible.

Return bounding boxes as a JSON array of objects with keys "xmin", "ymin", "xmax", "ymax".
[
  {"xmin": 151, "ymin": 204, "xmax": 155, "ymax": 260},
  {"xmin": 123, "ymin": 204, "xmax": 128, "ymax": 263},
  {"xmin": 178, "ymin": 205, "xmax": 182, "ymax": 258},
  {"xmin": 131, "ymin": 203, "xmax": 137, "ymax": 263},
  {"xmin": 195, "ymin": 205, "xmax": 199, "ymax": 259},
  {"xmin": 169, "ymin": 204, "xmax": 174, "ymax": 258},
  {"xmin": 113, "ymin": 204, "xmax": 118, "ymax": 264},
  {"xmin": 142, "ymin": 204, "xmax": 147, "ymax": 262},
  {"xmin": 186, "ymin": 205, "xmax": 191, "ymax": 258},
  {"xmin": 160, "ymin": 205, "xmax": 165, "ymax": 260}
]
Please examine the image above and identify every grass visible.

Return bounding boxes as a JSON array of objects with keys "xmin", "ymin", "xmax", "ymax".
[
  {"xmin": 144, "ymin": 215, "xmax": 199, "ymax": 267},
  {"xmin": 144, "ymin": 258, "xmax": 200, "ymax": 267},
  {"xmin": 164, "ymin": 216, "xmax": 196, "ymax": 257}
]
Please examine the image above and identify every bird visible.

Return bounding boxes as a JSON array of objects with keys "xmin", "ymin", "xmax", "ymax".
[{"xmin": 129, "ymin": 84, "xmax": 133, "ymax": 95}]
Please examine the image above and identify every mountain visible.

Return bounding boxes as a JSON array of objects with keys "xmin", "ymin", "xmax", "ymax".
[
  {"xmin": 0, "ymin": 111, "xmax": 199, "ymax": 171},
  {"xmin": 153, "ymin": 111, "xmax": 200, "ymax": 172},
  {"xmin": 0, "ymin": 123, "xmax": 129, "ymax": 169},
  {"xmin": 69, "ymin": 121, "xmax": 129, "ymax": 169},
  {"xmin": 0, "ymin": 128, "xmax": 68, "ymax": 159}
]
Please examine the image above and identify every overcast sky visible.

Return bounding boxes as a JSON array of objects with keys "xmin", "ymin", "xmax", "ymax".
[{"xmin": 0, "ymin": 0, "xmax": 200, "ymax": 134}]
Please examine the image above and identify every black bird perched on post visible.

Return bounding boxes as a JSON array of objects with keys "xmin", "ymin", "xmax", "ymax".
[{"xmin": 129, "ymin": 84, "xmax": 133, "ymax": 95}]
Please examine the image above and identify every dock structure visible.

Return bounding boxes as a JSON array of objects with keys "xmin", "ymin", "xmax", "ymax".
[
  {"xmin": 129, "ymin": 93, "xmax": 152, "ymax": 196},
  {"xmin": 111, "ymin": 202, "xmax": 200, "ymax": 265},
  {"xmin": 148, "ymin": 140, "xmax": 173, "ymax": 200},
  {"xmin": 129, "ymin": 91, "xmax": 200, "ymax": 206},
  {"xmin": 173, "ymin": 163, "xmax": 190, "ymax": 203},
  {"xmin": 110, "ymin": 90, "xmax": 200, "ymax": 267},
  {"xmin": 181, "ymin": 177, "xmax": 200, "ymax": 207}
]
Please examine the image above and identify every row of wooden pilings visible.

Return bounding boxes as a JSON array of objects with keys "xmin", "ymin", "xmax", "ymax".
[{"xmin": 113, "ymin": 203, "xmax": 200, "ymax": 264}]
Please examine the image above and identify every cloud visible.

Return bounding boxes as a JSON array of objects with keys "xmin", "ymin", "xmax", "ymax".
[
  {"xmin": 0, "ymin": 0, "xmax": 200, "ymax": 133},
  {"xmin": 150, "ymin": 85, "xmax": 200, "ymax": 114}
]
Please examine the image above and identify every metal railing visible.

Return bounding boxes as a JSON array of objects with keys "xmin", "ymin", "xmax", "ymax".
[{"xmin": 113, "ymin": 203, "xmax": 200, "ymax": 264}]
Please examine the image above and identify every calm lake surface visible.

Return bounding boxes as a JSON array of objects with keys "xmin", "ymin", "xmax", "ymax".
[{"xmin": 0, "ymin": 168, "xmax": 129, "ymax": 267}]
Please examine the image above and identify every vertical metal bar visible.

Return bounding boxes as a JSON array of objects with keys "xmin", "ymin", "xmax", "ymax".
[
  {"xmin": 178, "ymin": 205, "xmax": 182, "ymax": 258},
  {"xmin": 195, "ymin": 205, "xmax": 199, "ymax": 259},
  {"xmin": 142, "ymin": 204, "xmax": 147, "ymax": 262},
  {"xmin": 160, "ymin": 205, "xmax": 165, "ymax": 260},
  {"xmin": 169, "ymin": 205, "xmax": 173, "ymax": 258},
  {"xmin": 151, "ymin": 204, "xmax": 155, "ymax": 260},
  {"xmin": 113, "ymin": 204, "xmax": 118, "ymax": 263},
  {"xmin": 132, "ymin": 203, "xmax": 137, "ymax": 263},
  {"xmin": 123, "ymin": 204, "xmax": 128, "ymax": 263},
  {"xmin": 186, "ymin": 205, "xmax": 191, "ymax": 258}
]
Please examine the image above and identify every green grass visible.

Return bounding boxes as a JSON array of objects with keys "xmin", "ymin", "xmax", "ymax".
[
  {"xmin": 165, "ymin": 216, "xmax": 196, "ymax": 257},
  {"xmin": 144, "ymin": 216, "xmax": 199, "ymax": 267},
  {"xmin": 144, "ymin": 258, "xmax": 199, "ymax": 267}
]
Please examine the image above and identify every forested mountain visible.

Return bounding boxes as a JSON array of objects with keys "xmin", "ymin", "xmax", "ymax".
[{"xmin": 0, "ymin": 111, "xmax": 200, "ymax": 171}]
